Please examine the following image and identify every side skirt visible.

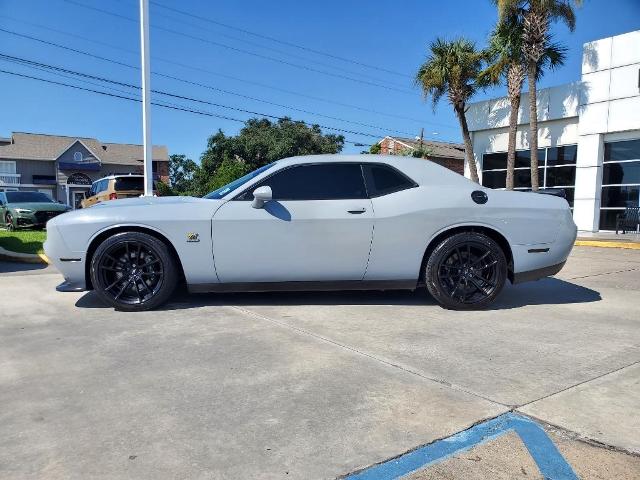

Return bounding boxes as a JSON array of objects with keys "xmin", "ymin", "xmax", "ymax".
[{"xmin": 188, "ymin": 279, "xmax": 418, "ymax": 294}]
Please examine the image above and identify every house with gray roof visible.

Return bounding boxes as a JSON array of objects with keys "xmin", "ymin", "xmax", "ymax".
[
  {"xmin": 0, "ymin": 132, "xmax": 169, "ymax": 209},
  {"xmin": 377, "ymin": 136, "xmax": 465, "ymax": 175}
]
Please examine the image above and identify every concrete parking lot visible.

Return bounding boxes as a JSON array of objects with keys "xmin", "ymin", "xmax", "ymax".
[{"xmin": 1, "ymin": 246, "xmax": 639, "ymax": 479}]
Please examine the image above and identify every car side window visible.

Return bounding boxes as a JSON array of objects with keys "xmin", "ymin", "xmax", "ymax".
[
  {"xmin": 240, "ymin": 163, "xmax": 367, "ymax": 201},
  {"xmin": 0, "ymin": 193, "xmax": 5, "ymax": 205},
  {"xmin": 363, "ymin": 164, "xmax": 418, "ymax": 197}
]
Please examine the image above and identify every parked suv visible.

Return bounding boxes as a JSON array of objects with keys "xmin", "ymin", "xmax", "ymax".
[
  {"xmin": 0, "ymin": 191, "xmax": 69, "ymax": 230},
  {"xmin": 81, "ymin": 175, "xmax": 151, "ymax": 208}
]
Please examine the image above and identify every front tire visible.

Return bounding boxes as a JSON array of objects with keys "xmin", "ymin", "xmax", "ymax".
[
  {"xmin": 5, "ymin": 213, "xmax": 15, "ymax": 231},
  {"xmin": 90, "ymin": 231, "xmax": 178, "ymax": 311},
  {"xmin": 425, "ymin": 232, "xmax": 507, "ymax": 310}
]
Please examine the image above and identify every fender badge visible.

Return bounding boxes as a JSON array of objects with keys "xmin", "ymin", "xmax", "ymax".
[{"xmin": 186, "ymin": 232, "xmax": 200, "ymax": 243}]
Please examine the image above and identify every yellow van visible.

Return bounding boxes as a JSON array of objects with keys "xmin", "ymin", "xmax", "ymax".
[{"xmin": 80, "ymin": 175, "xmax": 148, "ymax": 208}]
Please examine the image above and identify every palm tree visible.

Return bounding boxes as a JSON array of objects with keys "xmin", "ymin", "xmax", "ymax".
[
  {"xmin": 480, "ymin": 9, "xmax": 566, "ymax": 190},
  {"xmin": 497, "ymin": 0, "xmax": 580, "ymax": 191},
  {"xmin": 416, "ymin": 38, "xmax": 485, "ymax": 183}
]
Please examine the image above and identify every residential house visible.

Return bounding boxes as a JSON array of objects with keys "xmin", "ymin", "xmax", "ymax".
[
  {"xmin": 0, "ymin": 132, "xmax": 169, "ymax": 209},
  {"xmin": 377, "ymin": 136, "xmax": 466, "ymax": 175}
]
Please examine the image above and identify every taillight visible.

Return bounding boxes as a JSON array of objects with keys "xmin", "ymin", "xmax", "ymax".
[{"xmin": 109, "ymin": 192, "xmax": 118, "ymax": 200}]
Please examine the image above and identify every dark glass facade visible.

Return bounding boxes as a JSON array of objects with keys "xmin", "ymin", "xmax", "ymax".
[
  {"xmin": 600, "ymin": 139, "xmax": 640, "ymax": 230},
  {"xmin": 481, "ymin": 146, "xmax": 577, "ymax": 207}
]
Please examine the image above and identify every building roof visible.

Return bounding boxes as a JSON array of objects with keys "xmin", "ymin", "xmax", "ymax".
[
  {"xmin": 0, "ymin": 132, "xmax": 169, "ymax": 164},
  {"xmin": 382, "ymin": 136, "xmax": 465, "ymax": 160}
]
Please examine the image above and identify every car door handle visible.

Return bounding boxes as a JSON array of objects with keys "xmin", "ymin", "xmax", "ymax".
[{"xmin": 347, "ymin": 208, "xmax": 367, "ymax": 214}]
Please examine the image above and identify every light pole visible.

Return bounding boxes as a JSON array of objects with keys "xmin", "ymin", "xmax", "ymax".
[{"xmin": 139, "ymin": 0, "xmax": 153, "ymax": 196}]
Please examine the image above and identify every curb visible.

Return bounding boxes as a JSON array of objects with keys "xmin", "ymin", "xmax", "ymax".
[
  {"xmin": 0, "ymin": 245, "xmax": 49, "ymax": 264},
  {"xmin": 575, "ymin": 240, "xmax": 640, "ymax": 250}
]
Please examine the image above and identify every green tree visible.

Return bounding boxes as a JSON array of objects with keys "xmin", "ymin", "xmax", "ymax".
[
  {"xmin": 481, "ymin": 6, "xmax": 566, "ymax": 189},
  {"xmin": 205, "ymin": 158, "xmax": 250, "ymax": 193},
  {"xmin": 497, "ymin": 0, "xmax": 581, "ymax": 190},
  {"xmin": 416, "ymin": 38, "xmax": 486, "ymax": 183},
  {"xmin": 168, "ymin": 154, "xmax": 198, "ymax": 194},
  {"xmin": 195, "ymin": 117, "xmax": 344, "ymax": 195},
  {"xmin": 369, "ymin": 143, "xmax": 381, "ymax": 154}
]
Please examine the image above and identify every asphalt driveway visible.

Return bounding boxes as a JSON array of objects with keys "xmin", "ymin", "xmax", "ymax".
[{"xmin": 0, "ymin": 246, "xmax": 639, "ymax": 479}]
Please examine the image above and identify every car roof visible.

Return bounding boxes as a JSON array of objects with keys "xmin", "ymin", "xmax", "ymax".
[
  {"xmin": 272, "ymin": 154, "xmax": 471, "ymax": 187},
  {"xmin": 92, "ymin": 174, "xmax": 144, "ymax": 183}
]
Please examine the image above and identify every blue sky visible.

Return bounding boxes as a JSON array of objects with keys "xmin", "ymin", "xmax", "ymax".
[{"xmin": 1, "ymin": 0, "xmax": 639, "ymax": 162}]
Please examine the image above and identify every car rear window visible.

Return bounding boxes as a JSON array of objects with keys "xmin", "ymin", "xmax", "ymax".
[
  {"xmin": 114, "ymin": 177, "xmax": 144, "ymax": 191},
  {"xmin": 363, "ymin": 164, "xmax": 417, "ymax": 197}
]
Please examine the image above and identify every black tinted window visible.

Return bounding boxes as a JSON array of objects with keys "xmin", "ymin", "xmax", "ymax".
[
  {"xmin": 604, "ymin": 139, "xmax": 640, "ymax": 161},
  {"xmin": 251, "ymin": 163, "xmax": 366, "ymax": 200},
  {"xmin": 364, "ymin": 164, "xmax": 416, "ymax": 197},
  {"xmin": 603, "ymin": 161, "xmax": 640, "ymax": 185},
  {"xmin": 482, "ymin": 152, "xmax": 507, "ymax": 170},
  {"xmin": 115, "ymin": 177, "xmax": 144, "ymax": 191},
  {"xmin": 547, "ymin": 145, "xmax": 577, "ymax": 165}
]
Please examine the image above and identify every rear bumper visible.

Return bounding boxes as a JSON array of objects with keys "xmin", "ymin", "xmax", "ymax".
[{"xmin": 512, "ymin": 261, "xmax": 566, "ymax": 284}]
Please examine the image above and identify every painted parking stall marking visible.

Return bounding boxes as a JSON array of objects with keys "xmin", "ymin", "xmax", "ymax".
[{"xmin": 344, "ymin": 413, "xmax": 578, "ymax": 480}]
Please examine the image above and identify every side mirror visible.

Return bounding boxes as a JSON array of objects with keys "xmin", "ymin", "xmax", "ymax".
[{"xmin": 251, "ymin": 186, "xmax": 272, "ymax": 209}]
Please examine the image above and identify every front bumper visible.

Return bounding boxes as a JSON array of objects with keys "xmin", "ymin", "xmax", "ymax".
[
  {"xmin": 15, "ymin": 210, "xmax": 65, "ymax": 228},
  {"xmin": 43, "ymin": 224, "xmax": 88, "ymax": 291}
]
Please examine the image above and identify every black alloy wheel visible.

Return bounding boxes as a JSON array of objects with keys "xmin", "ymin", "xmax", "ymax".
[
  {"xmin": 90, "ymin": 231, "xmax": 177, "ymax": 311},
  {"xmin": 425, "ymin": 232, "xmax": 507, "ymax": 310},
  {"xmin": 5, "ymin": 213, "xmax": 15, "ymax": 231}
]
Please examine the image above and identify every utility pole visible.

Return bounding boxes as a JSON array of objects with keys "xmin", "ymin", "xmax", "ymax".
[{"xmin": 139, "ymin": 0, "xmax": 153, "ymax": 196}]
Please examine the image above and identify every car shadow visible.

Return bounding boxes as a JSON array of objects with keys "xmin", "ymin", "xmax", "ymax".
[
  {"xmin": 75, "ymin": 277, "xmax": 601, "ymax": 311},
  {"xmin": 0, "ymin": 260, "xmax": 50, "ymax": 274}
]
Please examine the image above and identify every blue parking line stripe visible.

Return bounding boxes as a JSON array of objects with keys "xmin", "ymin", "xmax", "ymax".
[{"xmin": 344, "ymin": 413, "xmax": 578, "ymax": 480}]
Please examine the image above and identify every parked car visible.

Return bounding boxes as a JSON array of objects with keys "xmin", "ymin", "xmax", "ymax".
[
  {"xmin": 45, "ymin": 154, "xmax": 577, "ymax": 312},
  {"xmin": 0, "ymin": 191, "xmax": 69, "ymax": 231},
  {"xmin": 80, "ymin": 174, "xmax": 150, "ymax": 208}
]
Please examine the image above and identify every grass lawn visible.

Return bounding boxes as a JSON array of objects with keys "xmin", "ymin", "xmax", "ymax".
[{"xmin": 0, "ymin": 229, "xmax": 47, "ymax": 255}]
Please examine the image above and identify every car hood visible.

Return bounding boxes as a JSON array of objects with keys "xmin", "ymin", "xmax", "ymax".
[{"xmin": 8, "ymin": 202, "xmax": 68, "ymax": 211}]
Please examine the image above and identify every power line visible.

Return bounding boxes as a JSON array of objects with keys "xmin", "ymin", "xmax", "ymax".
[
  {"xmin": 141, "ymin": 6, "xmax": 407, "ymax": 88},
  {"xmin": 0, "ymin": 51, "xmax": 414, "ymax": 138},
  {"xmin": 63, "ymin": 0, "xmax": 413, "ymax": 94},
  {"xmin": 0, "ymin": 18, "xmax": 445, "ymax": 127},
  {"xmin": 0, "ymin": 53, "xmax": 385, "ymax": 137},
  {"xmin": 0, "ymin": 27, "xmax": 440, "ymax": 135},
  {"xmin": 0, "ymin": 67, "xmax": 372, "ymax": 146},
  {"xmin": 148, "ymin": 0, "xmax": 412, "ymax": 79},
  {"xmin": 0, "ymin": 51, "xmax": 415, "ymax": 136}
]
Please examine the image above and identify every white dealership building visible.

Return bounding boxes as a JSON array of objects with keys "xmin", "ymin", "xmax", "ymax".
[{"xmin": 466, "ymin": 30, "xmax": 640, "ymax": 232}]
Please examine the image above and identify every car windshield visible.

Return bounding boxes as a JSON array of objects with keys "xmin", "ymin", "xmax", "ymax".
[
  {"xmin": 6, "ymin": 191, "xmax": 53, "ymax": 203},
  {"xmin": 204, "ymin": 162, "xmax": 276, "ymax": 199}
]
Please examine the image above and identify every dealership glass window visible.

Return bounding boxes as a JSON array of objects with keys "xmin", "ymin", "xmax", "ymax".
[
  {"xmin": 481, "ymin": 146, "xmax": 577, "ymax": 207},
  {"xmin": 600, "ymin": 139, "xmax": 640, "ymax": 230}
]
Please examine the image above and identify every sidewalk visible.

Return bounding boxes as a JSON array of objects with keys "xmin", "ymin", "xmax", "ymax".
[{"xmin": 576, "ymin": 231, "xmax": 640, "ymax": 250}]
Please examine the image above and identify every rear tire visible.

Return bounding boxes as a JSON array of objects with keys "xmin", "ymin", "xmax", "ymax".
[
  {"xmin": 90, "ymin": 231, "xmax": 178, "ymax": 311},
  {"xmin": 425, "ymin": 232, "xmax": 507, "ymax": 310}
]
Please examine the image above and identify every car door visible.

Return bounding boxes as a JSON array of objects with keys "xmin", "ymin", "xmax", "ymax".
[{"xmin": 212, "ymin": 162, "xmax": 374, "ymax": 283}]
